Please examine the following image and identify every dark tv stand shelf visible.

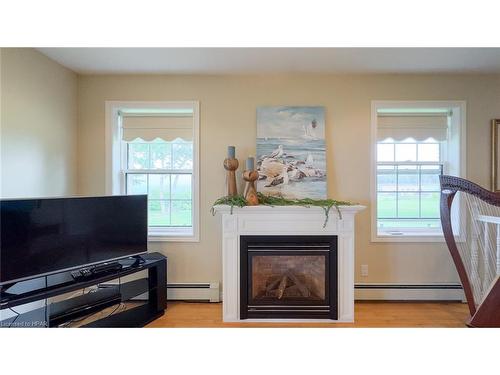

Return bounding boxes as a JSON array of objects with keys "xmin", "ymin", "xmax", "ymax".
[{"xmin": 0, "ymin": 252, "xmax": 167, "ymax": 328}]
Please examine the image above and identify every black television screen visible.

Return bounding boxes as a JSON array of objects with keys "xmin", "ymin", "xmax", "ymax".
[{"xmin": 0, "ymin": 195, "xmax": 148, "ymax": 285}]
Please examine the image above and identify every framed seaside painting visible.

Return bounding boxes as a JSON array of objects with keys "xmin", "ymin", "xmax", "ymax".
[{"xmin": 256, "ymin": 106, "xmax": 327, "ymax": 199}]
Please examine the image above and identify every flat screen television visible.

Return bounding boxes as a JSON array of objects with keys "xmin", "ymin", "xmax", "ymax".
[{"xmin": 0, "ymin": 195, "xmax": 148, "ymax": 285}]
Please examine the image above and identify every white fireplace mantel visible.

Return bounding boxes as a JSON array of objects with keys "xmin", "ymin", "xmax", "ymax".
[{"xmin": 214, "ymin": 204, "xmax": 366, "ymax": 323}]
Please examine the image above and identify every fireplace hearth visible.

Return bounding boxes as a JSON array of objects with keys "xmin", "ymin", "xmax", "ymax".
[{"xmin": 240, "ymin": 235, "xmax": 337, "ymax": 319}]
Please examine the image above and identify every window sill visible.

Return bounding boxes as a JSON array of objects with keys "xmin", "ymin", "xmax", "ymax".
[
  {"xmin": 148, "ymin": 227, "xmax": 199, "ymax": 242},
  {"xmin": 371, "ymin": 234, "xmax": 445, "ymax": 243},
  {"xmin": 148, "ymin": 234, "xmax": 199, "ymax": 242}
]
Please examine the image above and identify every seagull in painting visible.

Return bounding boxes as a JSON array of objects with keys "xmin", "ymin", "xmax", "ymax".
[{"xmin": 268, "ymin": 145, "xmax": 284, "ymax": 159}]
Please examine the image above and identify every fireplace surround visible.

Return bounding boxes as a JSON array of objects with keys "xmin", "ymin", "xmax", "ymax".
[
  {"xmin": 214, "ymin": 204, "xmax": 365, "ymax": 323},
  {"xmin": 240, "ymin": 235, "xmax": 337, "ymax": 319}
]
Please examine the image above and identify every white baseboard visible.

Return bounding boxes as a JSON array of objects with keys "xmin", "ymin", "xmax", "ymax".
[{"xmin": 355, "ymin": 283, "xmax": 465, "ymax": 301}]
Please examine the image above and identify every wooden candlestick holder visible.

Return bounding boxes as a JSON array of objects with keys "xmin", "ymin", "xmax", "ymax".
[
  {"xmin": 223, "ymin": 158, "xmax": 239, "ymax": 197},
  {"xmin": 243, "ymin": 170, "xmax": 259, "ymax": 206}
]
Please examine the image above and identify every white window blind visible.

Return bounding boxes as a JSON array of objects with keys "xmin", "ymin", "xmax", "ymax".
[
  {"xmin": 121, "ymin": 113, "xmax": 194, "ymax": 142},
  {"xmin": 377, "ymin": 113, "xmax": 449, "ymax": 142}
]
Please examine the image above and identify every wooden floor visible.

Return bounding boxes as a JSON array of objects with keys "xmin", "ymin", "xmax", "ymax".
[{"xmin": 147, "ymin": 301, "xmax": 470, "ymax": 328}]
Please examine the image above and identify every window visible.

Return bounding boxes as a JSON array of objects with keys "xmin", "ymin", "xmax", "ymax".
[
  {"xmin": 106, "ymin": 101, "xmax": 199, "ymax": 242},
  {"xmin": 371, "ymin": 101, "xmax": 466, "ymax": 242},
  {"xmin": 377, "ymin": 139, "xmax": 443, "ymax": 235},
  {"xmin": 125, "ymin": 138, "xmax": 193, "ymax": 228}
]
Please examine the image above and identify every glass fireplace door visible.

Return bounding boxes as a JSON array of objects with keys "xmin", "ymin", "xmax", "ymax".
[
  {"xmin": 240, "ymin": 235, "xmax": 337, "ymax": 320},
  {"xmin": 249, "ymin": 253, "xmax": 328, "ymax": 305}
]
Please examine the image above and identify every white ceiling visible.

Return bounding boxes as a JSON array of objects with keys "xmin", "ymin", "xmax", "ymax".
[{"xmin": 37, "ymin": 48, "xmax": 500, "ymax": 75}]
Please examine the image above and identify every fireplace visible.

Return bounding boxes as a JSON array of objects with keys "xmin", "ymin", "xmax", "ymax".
[
  {"xmin": 240, "ymin": 235, "xmax": 337, "ymax": 319},
  {"xmin": 215, "ymin": 204, "xmax": 364, "ymax": 322}
]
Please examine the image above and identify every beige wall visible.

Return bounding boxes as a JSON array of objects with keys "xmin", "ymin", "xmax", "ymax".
[
  {"xmin": 77, "ymin": 73, "xmax": 500, "ymax": 285},
  {"xmin": 4, "ymin": 49, "xmax": 498, "ymax": 289},
  {"xmin": 0, "ymin": 48, "xmax": 78, "ymax": 197}
]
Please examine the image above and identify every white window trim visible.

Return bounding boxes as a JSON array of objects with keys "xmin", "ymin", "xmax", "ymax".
[
  {"xmin": 105, "ymin": 100, "xmax": 200, "ymax": 242},
  {"xmin": 370, "ymin": 100, "xmax": 466, "ymax": 243}
]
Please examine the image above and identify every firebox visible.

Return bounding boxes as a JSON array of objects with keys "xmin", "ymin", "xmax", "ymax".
[{"xmin": 240, "ymin": 235, "xmax": 337, "ymax": 319}]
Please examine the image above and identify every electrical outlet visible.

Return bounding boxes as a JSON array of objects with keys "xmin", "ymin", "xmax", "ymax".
[{"xmin": 361, "ymin": 264, "xmax": 368, "ymax": 277}]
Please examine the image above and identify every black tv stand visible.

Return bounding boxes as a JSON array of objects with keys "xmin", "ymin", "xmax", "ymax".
[
  {"xmin": 131, "ymin": 255, "xmax": 146, "ymax": 266},
  {"xmin": 0, "ymin": 252, "xmax": 167, "ymax": 328}
]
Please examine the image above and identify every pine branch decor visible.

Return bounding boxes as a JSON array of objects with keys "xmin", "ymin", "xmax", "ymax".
[{"xmin": 211, "ymin": 193, "xmax": 355, "ymax": 228}]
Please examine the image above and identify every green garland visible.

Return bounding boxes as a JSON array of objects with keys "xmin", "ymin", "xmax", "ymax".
[
  {"xmin": 211, "ymin": 195, "xmax": 248, "ymax": 214},
  {"xmin": 211, "ymin": 193, "xmax": 355, "ymax": 228}
]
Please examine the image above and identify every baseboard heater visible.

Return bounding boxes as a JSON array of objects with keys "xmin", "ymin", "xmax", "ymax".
[
  {"xmin": 166, "ymin": 283, "xmax": 463, "ymax": 302},
  {"xmin": 167, "ymin": 282, "xmax": 220, "ymax": 302},
  {"xmin": 354, "ymin": 283, "xmax": 465, "ymax": 301}
]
